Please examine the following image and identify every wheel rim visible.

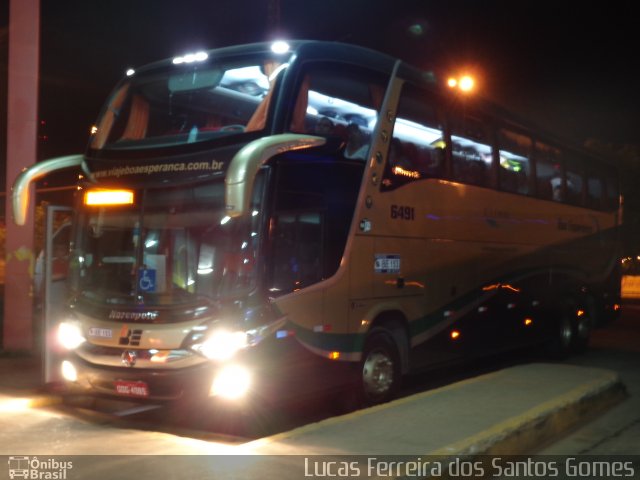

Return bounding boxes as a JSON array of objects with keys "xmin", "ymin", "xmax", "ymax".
[
  {"xmin": 577, "ymin": 316, "xmax": 591, "ymax": 339},
  {"xmin": 362, "ymin": 349, "xmax": 394, "ymax": 397},
  {"xmin": 560, "ymin": 318, "xmax": 573, "ymax": 347}
]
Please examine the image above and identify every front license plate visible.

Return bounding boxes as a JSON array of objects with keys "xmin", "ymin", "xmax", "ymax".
[{"xmin": 114, "ymin": 380, "xmax": 149, "ymax": 398}]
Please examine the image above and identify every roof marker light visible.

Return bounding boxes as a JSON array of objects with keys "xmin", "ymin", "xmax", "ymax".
[
  {"xmin": 271, "ymin": 40, "xmax": 290, "ymax": 54},
  {"xmin": 173, "ymin": 51, "xmax": 209, "ymax": 65}
]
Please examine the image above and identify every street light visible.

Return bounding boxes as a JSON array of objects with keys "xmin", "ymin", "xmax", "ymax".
[
  {"xmin": 447, "ymin": 74, "xmax": 476, "ymax": 94},
  {"xmin": 458, "ymin": 75, "xmax": 475, "ymax": 93}
]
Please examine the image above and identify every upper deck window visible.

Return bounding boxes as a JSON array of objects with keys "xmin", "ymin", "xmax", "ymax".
[
  {"xmin": 564, "ymin": 154, "xmax": 586, "ymax": 206},
  {"xmin": 450, "ymin": 115, "xmax": 493, "ymax": 188},
  {"xmin": 604, "ymin": 171, "xmax": 620, "ymax": 211},
  {"xmin": 289, "ymin": 63, "xmax": 387, "ymax": 161},
  {"xmin": 498, "ymin": 129, "xmax": 532, "ymax": 195},
  {"xmin": 535, "ymin": 142, "xmax": 563, "ymax": 201},
  {"xmin": 90, "ymin": 53, "xmax": 291, "ymax": 150},
  {"xmin": 586, "ymin": 168, "xmax": 604, "ymax": 210},
  {"xmin": 382, "ymin": 83, "xmax": 445, "ymax": 191}
]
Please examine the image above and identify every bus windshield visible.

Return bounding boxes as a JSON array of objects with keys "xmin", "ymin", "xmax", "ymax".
[
  {"xmin": 90, "ymin": 53, "xmax": 290, "ymax": 150},
  {"xmin": 70, "ymin": 179, "xmax": 263, "ymax": 306}
]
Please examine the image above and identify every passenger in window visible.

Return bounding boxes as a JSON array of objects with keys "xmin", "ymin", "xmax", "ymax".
[
  {"xmin": 551, "ymin": 176, "xmax": 563, "ymax": 201},
  {"xmin": 315, "ymin": 116, "xmax": 335, "ymax": 136},
  {"xmin": 344, "ymin": 123, "xmax": 369, "ymax": 160}
]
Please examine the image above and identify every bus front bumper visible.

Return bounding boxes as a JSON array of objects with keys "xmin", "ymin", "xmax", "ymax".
[{"xmin": 58, "ymin": 354, "xmax": 252, "ymax": 403}]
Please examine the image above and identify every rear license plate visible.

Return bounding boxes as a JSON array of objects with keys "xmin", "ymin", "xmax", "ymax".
[{"xmin": 114, "ymin": 380, "xmax": 149, "ymax": 398}]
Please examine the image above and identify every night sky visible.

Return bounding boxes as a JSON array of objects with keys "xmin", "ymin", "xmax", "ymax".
[{"xmin": 2, "ymin": 0, "xmax": 639, "ymax": 161}]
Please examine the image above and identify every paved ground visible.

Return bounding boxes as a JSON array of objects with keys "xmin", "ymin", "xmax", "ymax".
[
  {"xmin": 0, "ymin": 358, "xmax": 625, "ymax": 479},
  {"xmin": 1, "ymin": 309, "xmax": 638, "ymax": 479},
  {"xmin": 539, "ymin": 307, "xmax": 640, "ymax": 455}
]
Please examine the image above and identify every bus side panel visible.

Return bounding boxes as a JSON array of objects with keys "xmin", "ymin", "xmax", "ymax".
[
  {"xmin": 372, "ymin": 237, "xmax": 427, "ymax": 299},
  {"xmin": 363, "ymin": 177, "xmax": 618, "ymax": 366}
]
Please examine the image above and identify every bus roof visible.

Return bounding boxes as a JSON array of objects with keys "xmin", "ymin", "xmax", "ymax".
[{"xmin": 115, "ymin": 40, "xmax": 617, "ymax": 170}]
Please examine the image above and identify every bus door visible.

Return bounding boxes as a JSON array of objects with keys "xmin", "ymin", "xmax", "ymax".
[{"xmin": 40, "ymin": 205, "xmax": 73, "ymax": 384}]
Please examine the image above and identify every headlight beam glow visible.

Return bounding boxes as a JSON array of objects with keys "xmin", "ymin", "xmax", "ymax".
[
  {"xmin": 210, "ymin": 365, "xmax": 251, "ymax": 399},
  {"xmin": 57, "ymin": 322, "xmax": 86, "ymax": 350}
]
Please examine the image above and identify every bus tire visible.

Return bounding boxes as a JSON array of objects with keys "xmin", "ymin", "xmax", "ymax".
[
  {"xmin": 573, "ymin": 299, "xmax": 594, "ymax": 353},
  {"xmin": 546, "ymin": 313, "xmax": 574, "ymax": 359},
  {"xmin": 359, "ymin": 328, "xmax": 401, "ymax": 406}
]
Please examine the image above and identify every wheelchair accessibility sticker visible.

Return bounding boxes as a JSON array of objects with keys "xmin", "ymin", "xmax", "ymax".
[{"xmin": 138, "ymin": 268, "xmax": 156, "ymax": 292}]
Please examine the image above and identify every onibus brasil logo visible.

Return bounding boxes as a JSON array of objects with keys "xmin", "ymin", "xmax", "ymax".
[{"xmin": 7, "ymin": 456, "xmax": 73, "ymax": 479}]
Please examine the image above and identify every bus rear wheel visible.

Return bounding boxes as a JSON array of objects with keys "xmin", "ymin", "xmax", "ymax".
[
  {"xmin": 546, "ymin": 313, "xmax": 575, "ymax": 359},
  {"xmin": 359, "ymin": 328, "xmax": 401, "ymax": 405},
  {"xmin": 573, "ymin": 301, "xmax": 594, "ymax": 353}
]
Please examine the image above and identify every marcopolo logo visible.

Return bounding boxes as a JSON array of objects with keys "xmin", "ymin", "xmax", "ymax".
[
  {"xmin": 109, "ymin": 310, "xmax": 159, "ymax": 322},
  {"xmin": 7, "ymin": 456, "xmax": 73, "ymax": 479}
]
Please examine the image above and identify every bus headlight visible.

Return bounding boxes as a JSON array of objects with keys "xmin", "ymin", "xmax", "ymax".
[
  {"xmin": 210, "ymin": 365, "xmax": 251, "ymax": 399},
  {"xmin": 57, "ymin": 321, "xmax": 86, "ymax": 350},
  {"xmin": 192, "ymin": 329, "xmax": 248, "ymax": 361}
]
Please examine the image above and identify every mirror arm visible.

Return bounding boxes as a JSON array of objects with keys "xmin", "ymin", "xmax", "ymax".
[
  {"xmin": 12, "ymin": 154, "xmax": 85, "ymax": 226},
  {"xmin": 225, "ymin": 134, "xmax": 325, "ymax": 216}
]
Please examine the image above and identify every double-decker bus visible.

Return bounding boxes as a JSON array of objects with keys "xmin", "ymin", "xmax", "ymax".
[{"xmin": 13, "ymin": 40, "xmax": 621, "ymax": 408}]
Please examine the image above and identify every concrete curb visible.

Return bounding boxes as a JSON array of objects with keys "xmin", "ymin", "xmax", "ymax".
[
  {"xmin": 428, "ymin": 370, "xmax": 626, "ymax": 457},
  {"xmin": 247, "ymin": 364, "xmax": 626, "ymax": 458},
  {"xmin": 245, "ymin": 368, "xmax": 510, "ymax": 450}
]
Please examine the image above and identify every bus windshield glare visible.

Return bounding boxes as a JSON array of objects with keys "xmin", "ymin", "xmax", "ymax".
[
  {"xmin": 90, "ymin": 53, "xmax": 290, "ymax": 150},
  {"xmin": 70, "ymin": 179, "xmax": 262, "ymax": 305}
]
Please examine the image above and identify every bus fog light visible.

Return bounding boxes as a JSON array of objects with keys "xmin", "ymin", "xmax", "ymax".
[
  {"xmin": 61, "ymin": 361, "xmax": 78, "ymax": 382},
  {"xmin": 210, "ymin": 365, "xmax": 251, "ymax": 399}
]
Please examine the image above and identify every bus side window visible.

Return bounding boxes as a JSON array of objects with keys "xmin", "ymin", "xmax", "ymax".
[
  {"xmin": 268, "ymin": 160, "xmax": 362, "ymax": 296},
  {"xmin": 498, "ymin": 129, "xmax": 532, "ymax": 195},
  {"xmin": 382, "ymin": 84, "xmax": 445, "ymax": 191},
  {"xmin": 535, "ymin": 142, "xmax": 563, "ymax": 201},
  {"xmin": 604, "ymin": 172, "xmax": 620, "ymax": 211},
  {"xmin": 565, "ymin": 154, "xmax": 585, "ymax": 206},
  {"xmin": 449, "ymin": 115, "xmax": 492, "ymax": 188},
  {"xmin": 586, "ymin": 170, "xmax": 604, "ymax": 210},
  {"xmin": 269, "ymin": 212, "xmax": 323, "ymax": 294}
]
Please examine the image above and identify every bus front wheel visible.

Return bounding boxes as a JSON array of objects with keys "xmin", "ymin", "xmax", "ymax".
[{"xmin": 359, "ymin": 328, "xmax": 401, "ymax": 405}]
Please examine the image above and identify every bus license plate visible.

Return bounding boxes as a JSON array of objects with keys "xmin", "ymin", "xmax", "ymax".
[{"xmin": 114, "ymin": 380, "xmax": 149, "ymax": 398}]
